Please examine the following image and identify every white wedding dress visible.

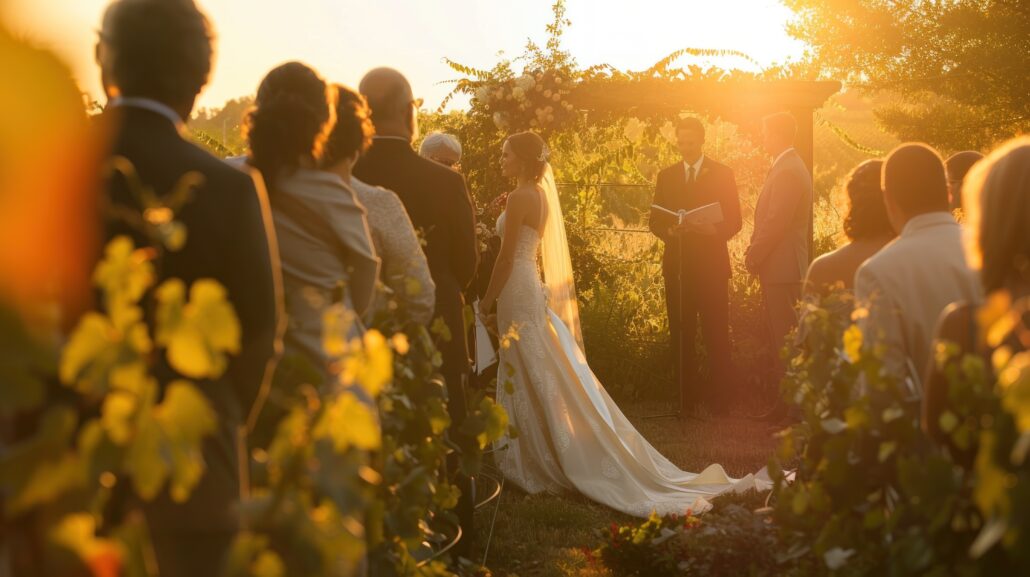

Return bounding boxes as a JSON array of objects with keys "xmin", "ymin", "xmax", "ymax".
[{"xmin": 492, "ymin": 166, "xmax": 769, "ymax": 517}]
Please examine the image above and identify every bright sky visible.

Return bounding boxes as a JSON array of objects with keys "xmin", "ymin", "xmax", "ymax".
[{"xmin": 4, "ymin": 0, "xmax": 806, "ymax": 112}]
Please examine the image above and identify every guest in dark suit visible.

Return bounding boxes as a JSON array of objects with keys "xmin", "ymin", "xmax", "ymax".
[
  {"xmin": 745, "ymin": 112, "xmax": 814, "ymax": 385},
  {"xmin": 353, "ymin": 67, "xmax": 478, "ymax": 554},
  {"xmin": 649, "ymin": 118, "xmax": 743, "ymax": 415},
  {"xmin": 94, "ymin": 2, "xmax": 283, "ymax": 575}
]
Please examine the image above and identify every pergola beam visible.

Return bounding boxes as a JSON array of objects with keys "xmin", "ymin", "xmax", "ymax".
[{"xmin": 569, "ymin": 79, "xmax": 843, "ymax": 174}]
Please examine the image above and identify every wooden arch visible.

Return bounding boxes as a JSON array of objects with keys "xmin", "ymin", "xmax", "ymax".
[{"xmin": 569, "ymin": 78, "xmax": 843, "ymax": 175}]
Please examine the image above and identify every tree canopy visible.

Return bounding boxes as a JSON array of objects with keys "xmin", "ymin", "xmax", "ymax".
[{"xmin": 785, "ymin": 0, "xmax": 1030, "ymax": 150}]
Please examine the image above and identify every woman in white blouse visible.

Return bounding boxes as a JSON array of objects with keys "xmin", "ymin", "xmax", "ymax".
[{"xmin": 323, "ymin": 85, "xmax": 435, "ymax": 326}]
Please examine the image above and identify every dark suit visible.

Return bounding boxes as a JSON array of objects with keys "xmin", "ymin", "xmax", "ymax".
[
  {"xmin": 649, "ymin": 158, "xmax": 742, "ymax": 409},
  {"xmin": 354, "ymin": 136, "xmax": 478, "ymax": 543},
  {"xmin": 96, "ymin": 106, "xmax": 281, "ymax": 577}
]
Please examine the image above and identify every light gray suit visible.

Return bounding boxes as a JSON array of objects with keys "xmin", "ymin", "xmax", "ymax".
[
  {"xmin": 746, "ymin": 148, "xmax": 813, "ymax": 366},
  {"xmin": 270, "ymin": 168, "xmax": 380, "ymax": 386},
  {"xmin": 854, "ymin": 212, "xmax": 981, "ymax": 394}
]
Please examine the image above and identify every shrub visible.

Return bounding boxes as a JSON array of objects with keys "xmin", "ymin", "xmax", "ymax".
[{"xmin": 589, "ymin": 491, "xmax": 804, "ymax": 577}]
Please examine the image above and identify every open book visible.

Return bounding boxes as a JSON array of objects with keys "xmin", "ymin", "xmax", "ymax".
[{"xmin": 652, "ymin": 202, "xmax": 724, "ymax": 226}]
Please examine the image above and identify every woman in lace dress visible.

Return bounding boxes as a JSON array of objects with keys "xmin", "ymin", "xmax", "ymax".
[
  {"xmin": 477, "ymin": 132, "xmax": 768, "ymax": 517},
  {"xmin": 322, "ymin": 85, "xmax": 435, "ymax": 326}
]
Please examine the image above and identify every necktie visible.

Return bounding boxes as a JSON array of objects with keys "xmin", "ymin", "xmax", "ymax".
[{"xmin": 687, "ymin": 166, "xmax": 695, "ymax": 185}]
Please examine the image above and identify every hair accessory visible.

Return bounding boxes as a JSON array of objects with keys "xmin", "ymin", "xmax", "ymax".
[{"xmin": 537, "ymin": 144, "xmax": 551, "ymax": 162}]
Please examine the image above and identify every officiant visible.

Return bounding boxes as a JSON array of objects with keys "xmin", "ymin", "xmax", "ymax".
[{"xmin": 649, "ymin": 117, "xmax": 743, "ymax": 415}]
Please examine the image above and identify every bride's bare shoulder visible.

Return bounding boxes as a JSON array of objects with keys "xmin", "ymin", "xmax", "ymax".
[{"xmin": 506, "ymin": 185, "xmax": 538, "ymax": 205}]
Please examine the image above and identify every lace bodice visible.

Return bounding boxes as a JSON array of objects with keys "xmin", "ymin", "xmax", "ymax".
[
  {"xmin": 496, "ymin": 210, "xmax": 542, "ymax": 263},
  {"xmin": 496, "ymin": 210, "xmax": 548, "ymax": 326}
]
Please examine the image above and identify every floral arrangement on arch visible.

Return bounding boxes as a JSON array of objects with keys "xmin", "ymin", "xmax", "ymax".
[{"xmin": 472, "ymin": 68, "xmax": 578, "ymax": 133}]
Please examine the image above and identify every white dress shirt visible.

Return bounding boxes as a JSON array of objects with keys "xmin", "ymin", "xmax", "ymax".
[
  {"xmin": 682, "ymin": 155, "xmax": 705, "ymax": 183},
  {"xmin": 109, "ymin": 96, "xmax": 184, "ymax": 131}
]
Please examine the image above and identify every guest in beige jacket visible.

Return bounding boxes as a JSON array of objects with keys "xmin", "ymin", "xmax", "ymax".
[
  {"xmin": 745, "ymin": 112, "xmax": 813, "ymax": 376},
  {"xmin": 854, "ymin": 143, "xmax": 981, "ymax": 396}
]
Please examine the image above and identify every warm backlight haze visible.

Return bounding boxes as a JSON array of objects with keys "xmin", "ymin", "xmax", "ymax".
[{"xmin": 4, "ymin": 0, "xmax": 805, "ymax": 112}]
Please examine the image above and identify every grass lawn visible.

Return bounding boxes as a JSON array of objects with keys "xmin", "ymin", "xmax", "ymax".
[{"xmin": 472, "ymin": 400, "xmax": 783, "ymax": 577}]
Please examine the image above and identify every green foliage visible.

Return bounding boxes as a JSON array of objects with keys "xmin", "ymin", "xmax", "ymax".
[
  {"xmin": 768, "ymin": 291, "xmax": 1030, "ymax": 575},
  {"xmin": 191, "ymin": 96, "xmax": 254, "ymax": 156},
  {"xmin": 1, "ymin": 225, "xmax": 230, "ymax": 574},
  {"xmin": 1, "ymin": 156, "xmax": 399, "ymax": 577},
  {"xmin": 364, "ymin": 300, "xmax": 507, "ymax": 574},
  {"xmin": 232, "ymin": 333, "xmax": 385, "ymax": 576},
  {"xmin": 590, "ymin": 493, "xmax": 805, "ymax": 577},
  {"xmin": 783, "ymin": 0, "xmax": 1030, "ymax": 150},
  {"xmin": 588, "ymin": 292, "xmax": 1030, "ymax": 577}
]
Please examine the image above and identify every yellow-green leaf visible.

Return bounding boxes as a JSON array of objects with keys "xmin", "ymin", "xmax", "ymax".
[
  {"xmin": 156, "ymin": 278, "xmax": 240, "ymax": 379},
  {"xmin": 126, "ymin": 417, "xmax": 167, "ymax": 501},
  {"xmin": 155, "ymin": 381, "xmax": 217, "ymax": 502},
  {"xmin": 842, "ymin": 324, "xmax": 862, "ymax": 363},
  {"xmin": 313, "ymin": 392, "xmax": 381, "ymax": 452},
  {"xmin": 60, "ymin": 313, "xmax": 113, "ymax": 388},
  {"xmin": 102, "ymin": 392, "xmax": 137, "ymax": 446},
  {"xmin": 339, "ymin": 330, "xmax": 393, "ymax": 397},
  {"xmin": 92, "ymin": 236, "xmax": 154, "ymax": 307}
]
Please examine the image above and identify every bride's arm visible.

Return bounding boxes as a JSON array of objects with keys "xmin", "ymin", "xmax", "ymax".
[{"xmin": 479, "ymin": 190, "xmax": 531, "ymax": 314}]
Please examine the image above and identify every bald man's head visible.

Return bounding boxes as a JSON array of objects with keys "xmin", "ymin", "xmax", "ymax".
[{"xmin": 359, "ymin": 67, "xmax": 417, "ymax": 139}]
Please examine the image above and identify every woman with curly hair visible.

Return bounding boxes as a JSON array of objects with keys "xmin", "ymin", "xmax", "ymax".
[
  {"xmin": 803, "ymin": 159, "xmax": 896, "ymax": 297},
  {"xmin": 241, "ymin": 62, "xmax": 379, "ymax": 381}
]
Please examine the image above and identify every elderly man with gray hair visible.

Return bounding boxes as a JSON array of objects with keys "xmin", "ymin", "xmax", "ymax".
[{"xmin": 419, "ymin": 131, "xmax": 462, "ymax": 169}]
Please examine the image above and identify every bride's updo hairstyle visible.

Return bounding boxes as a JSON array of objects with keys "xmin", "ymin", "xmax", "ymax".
[
  {"xmin": 507, "ymin": 131, "xmax": 549, "ymax": 182},
  {"xmin": 245, "ymin": 61, "xmax": 334, "ymax": 186}
]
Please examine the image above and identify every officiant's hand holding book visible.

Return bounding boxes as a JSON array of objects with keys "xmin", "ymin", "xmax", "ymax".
[{"xmin": 651, "ymin": 202, "xmax": 724, "ymax": 237}]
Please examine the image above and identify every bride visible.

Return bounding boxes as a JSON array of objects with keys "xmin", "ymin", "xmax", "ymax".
[{"xmin": 477, "ymin": 132, "xmax": 769, "ymax": 517}]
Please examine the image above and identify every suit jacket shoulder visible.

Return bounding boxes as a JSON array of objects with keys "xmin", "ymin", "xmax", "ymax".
[
  {"xmin": 657, "ymin": 162, "xmax": 684, "ymax": 181},
  {"xmin": 702, "ymin": 157, "xmax": 732, "ymax": 175}
]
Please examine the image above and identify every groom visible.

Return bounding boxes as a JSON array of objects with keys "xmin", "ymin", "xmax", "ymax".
[{"xmin": 649, "ymin": 118, "xmax": 743, "ymax": 416}]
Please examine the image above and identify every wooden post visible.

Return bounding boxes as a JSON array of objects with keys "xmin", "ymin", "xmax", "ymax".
[{"xmin": 791, "ymin": 107, "xmax": 816, "ymax": 260}]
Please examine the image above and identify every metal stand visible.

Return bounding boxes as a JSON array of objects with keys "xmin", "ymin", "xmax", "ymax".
[{"xmin": 644, "ymin": 206, "xmax": 704, "ymax": 422}]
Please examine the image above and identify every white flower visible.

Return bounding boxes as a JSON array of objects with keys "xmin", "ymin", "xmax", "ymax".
[
  {"xmin": 543, "ymin": 89, "xmax": 553, "ymax": 98},
  {"xmin": 552, "ymin": 93, "xmax": 561, "ymax": 102},
  {"xmin": 492, "ymin": 112, "xmax": 508, "ymax": 130},
  {"xmin": 824, "ymin": 548, "xmax": 855, "ymax": 570},
  {"xmin": 623, "ymin": 117, "xmax": 645, "ymax": 142},
  {"xmin": 475, "ymin": 85, "xmax": 491, "ymax": 102},
  {"xmin": 513, "ymin": 86, "xmax": 525, "ymax": 100},
  {"xmin": 514, "ymin": 74, "xmax": 535, "ymax": 91}
]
